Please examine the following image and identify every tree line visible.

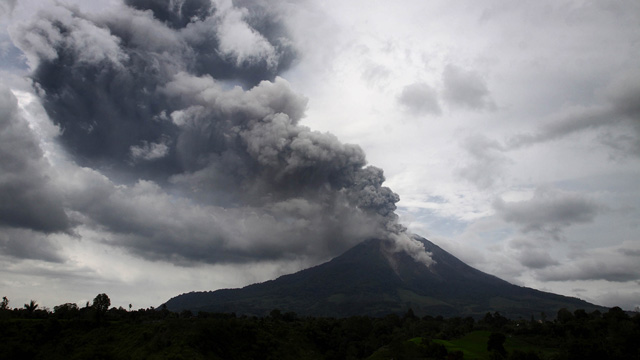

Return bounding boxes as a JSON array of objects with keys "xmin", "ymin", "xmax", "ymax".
[{"xmin": 1, "ymin": 294, "xmax": 638, "ymax": 359}]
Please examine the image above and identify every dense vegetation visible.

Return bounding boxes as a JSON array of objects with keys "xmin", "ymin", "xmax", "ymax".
[{"xmin": 1, "ymin": 295, "xmax": 638, "ymax": 360}]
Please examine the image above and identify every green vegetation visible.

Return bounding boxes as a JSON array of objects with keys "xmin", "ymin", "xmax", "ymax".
[{"xmin": 1, "ymin": 294, "xmax": 638, "ymax": 359}]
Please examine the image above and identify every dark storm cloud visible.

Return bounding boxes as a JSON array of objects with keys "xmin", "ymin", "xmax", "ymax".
[
  {"xmin": 0, "ymin": 228, "xmax": 63, "ymax": 263},
  {"xmin": 442, "ymin": 64, "xmax": 495, "ymax": 111},
  {"xmin": 493, "ymin": 187, "xmax": 601, "ymax": 239},
  {"xmin": 0, "ymin": 85, "xmax": 69, "ymax": 234},
  {"xmin": 11, "ymin": 1, "xmax": 431, "ymax": 266},
  {"xmin": 397, "ymin": 82, "xmax": 441, "ymax": 115}
]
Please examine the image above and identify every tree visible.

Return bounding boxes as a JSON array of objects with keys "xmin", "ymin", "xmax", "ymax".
[
  {"xmin": 54, "ymin": 303, "xmax": 79, "ymax": 319},
  {"xmin": 1, "ymin": 296, "xmax": 8, "ymax": 310},
  {"xmin": 92, "ymin": 293, "xmax": 111, "ymax": 313},
  {"xmin": 557, "ymin": 308, "xmax": 574, "ymax": 324},
  {"xmin": 92, "ymin": 293, "xmax": 111, "ymax": 322},
  {"xmin": 487, "ymin": 332, "xmax": 507, "ymax": 358},
  {"xmin": 24, "ymin": 300, "xmax": 38, "ymax": 313}
]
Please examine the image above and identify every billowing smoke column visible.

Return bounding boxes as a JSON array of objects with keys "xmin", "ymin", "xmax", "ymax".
[{"xmin": 13, "ymin": 0, "xmax": 433, "ymax": 266}]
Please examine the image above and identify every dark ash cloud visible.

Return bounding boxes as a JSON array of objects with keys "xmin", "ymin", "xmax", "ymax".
[
  {"xmin": 442, "ymin": 64, "xmax": 495, "ymax": 111},
  {"xmin": 397, "ymin": 82, "xmax": 441, "ymax": 115},
  {"xmin": 10, "ymin": 1, "xmax": 432, "ymax": 267},
  {"xmin": 13, "ymin": 1, "xmax": 296, "ymax": 173},
  {"xmin": 493, "ymin": 187, "xmax": 601, "ymax": 239},
  {"xmin": 124, "ymin": 0, "xmax": 213, "ymax": 29}
]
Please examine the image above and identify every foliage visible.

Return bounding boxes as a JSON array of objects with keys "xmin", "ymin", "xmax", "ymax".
[
  {"xmin": 487, "ymin": 332, "xmax": 507, "ymax": 357},
  {"xmin": 24, "ymin": 300, "xmax": 38, "ymax": 313},
  {"xmin": 92, "ymin": 293, "xmax": 111, "ymax": 313},
  {"xmin": 0, "ymin": 295, "xmax": 638, "ymax": 360}
]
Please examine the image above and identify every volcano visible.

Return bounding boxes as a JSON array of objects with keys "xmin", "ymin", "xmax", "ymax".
[{"xmin": 163, "ymin": 236, "xmax": 604, "ymax": 318}]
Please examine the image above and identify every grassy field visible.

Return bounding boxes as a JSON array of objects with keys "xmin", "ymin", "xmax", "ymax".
[{"xmin": 428, "ymin": 330, "xmax": 553, "ymax": 359}]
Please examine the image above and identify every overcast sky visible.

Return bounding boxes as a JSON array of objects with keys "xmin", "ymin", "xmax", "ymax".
[{"xmin": 1, "ymin": 0, "xmax": 639, "ymax": 311}]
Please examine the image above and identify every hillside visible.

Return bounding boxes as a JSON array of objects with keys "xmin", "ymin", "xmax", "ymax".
[{"xmin": 164, "ymin": 236, "xmax": 604, "ymax": 318}]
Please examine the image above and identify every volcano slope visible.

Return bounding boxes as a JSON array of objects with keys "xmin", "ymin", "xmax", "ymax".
[{"xmin": 164, "ymin": 236, "xmax": 604, "ymax": 318}]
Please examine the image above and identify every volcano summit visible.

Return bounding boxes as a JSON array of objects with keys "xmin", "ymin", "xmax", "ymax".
[{"xmin": 164, "ymin": 236, "xmax": 603, "ymax": 318}]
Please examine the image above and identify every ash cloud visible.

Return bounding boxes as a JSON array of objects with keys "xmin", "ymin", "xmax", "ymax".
[
  {"xmin": 10, "ymin": 1, "xmax": 432, "ymax": 266},
  {"xmin": 13, "ymin": 0, "xmax": 296, "ymax": 173},
  {"xmin": 124, "ymin": 0, "xmax": 213, "ymax": 29}
]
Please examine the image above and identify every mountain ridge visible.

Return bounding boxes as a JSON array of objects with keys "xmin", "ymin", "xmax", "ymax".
[{"xmin": 164, "ymin": 236, "xmax": 605, "ymax": 318}]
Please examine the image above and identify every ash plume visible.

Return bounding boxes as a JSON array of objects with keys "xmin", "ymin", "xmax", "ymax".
[{"xmin": 11, "ymin": 0, "xmax": 432, "ymax": 266}]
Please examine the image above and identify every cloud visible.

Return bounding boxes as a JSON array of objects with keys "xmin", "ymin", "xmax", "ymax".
[
  {"xmin": 214, "ymin": 1, "xmax": 279, "ymax": 68},
  {"xmin": 0, "ymin": 228, "xmax": 63, "ymax": 263},
  {"xmin": 8, "ymin": 0, "xmax": 432, "ymax": 267},
  {"xmin": 60, "ymin": 169, "xmax": 382, "ymax": 264},
  {"xmin": 456, "ymin": 134, "xmax": 510, "ymax": 189},
  {"xmin": 124, "ymin": 0, "xmax": 213, "ymax": 29},
  {"xmin": 129, "ymin": 137, "xmax": 171, "ymax": 162},
  {"xmin": 11, "ymin": 1, "xmax": 296, "ymax": 172},
  {"xmin": 0, "ymin": 0, "xmax": 16, "ymax": 17},
  {"xmin": 361, "ymin": 62, "xmax": 391, "ymax": 85},
  {"xmin": 508, "ymin": 237, "xmax": 559, "ymax": 269},
  {"xmin": 506, "ymin": 104, "xmax": 611, "ymax": 149},
  {"xmin": 506, "ymin": 70, "xmax": 640, "ymax": 156},
  {"xmin": 493, "ymin": 187, "xmax": 601, "ymax": 239},
  {"xmin": 595, "ymin": 290, "xmax": 640, "ymax": 312},
  {"xmin": 535, "ymin": 244, "xmax": 640, "ymax": 283},
  {"xmin": 397, "ymin": 81, "xmax": 441, "ymax": 115},
  {"xmin": 605, "ymin": 70, "xmax": 640, "ymax": 121},
  {"xmin": 442, "ymin": 64, "xmax": 495, "ymax": 111},
  {"xmin": 0, "ymin": 85, "xmax": 69, "ymax": 234}
]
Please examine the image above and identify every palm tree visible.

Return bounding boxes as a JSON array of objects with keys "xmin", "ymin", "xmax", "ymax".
[{"xmin": 24, "ymin": 300, "xmax": 38, "ymax": 313}]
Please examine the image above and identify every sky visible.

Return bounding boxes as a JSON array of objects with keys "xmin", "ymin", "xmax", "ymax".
[{"xmin": 1, "ymin": 0, "xmax": 639, "ymax": 311}]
